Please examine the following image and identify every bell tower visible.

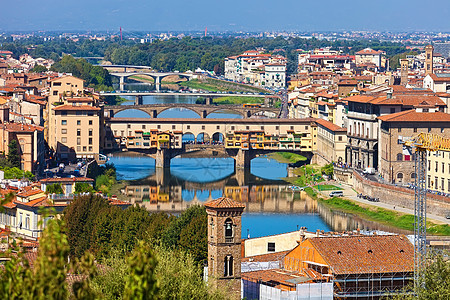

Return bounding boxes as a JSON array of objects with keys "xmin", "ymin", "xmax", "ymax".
[
  {"xmin": 204, "ymin": 197, "xmax": 245, "ymax": 299},
  {"xmin": 425, "ymin": 44, "xmax": 434, "ymax": 75},
  {"xmin": 400, "ymin": 59, "xmax": 408, "ymax": 86}
]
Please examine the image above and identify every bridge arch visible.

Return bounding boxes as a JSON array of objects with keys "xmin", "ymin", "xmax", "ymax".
[
  {"xmin": 114, "ymin": 108, "xmax": 153, "ymax": 118},
  {"xmin": 212, "ymin": 132, "xmax": 224, "ymax": 144},
  {"xmin": 182, "ymin": 132, "xmax": 196, "ymax": 144},
  {"xmin": 196, "ymin": 132, "xmax": 211, "ymax": 144},
  {"xmin": 206, "ymin": 107, "xmax": 245, "ymax": 119},
  {"xmin": 157, "ymin": 106, "xmax": 201, "ymax": 118}
]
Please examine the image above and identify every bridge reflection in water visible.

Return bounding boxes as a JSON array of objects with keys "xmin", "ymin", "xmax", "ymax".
[{"xmin": 121, "ymin": 167, "xmax": 411, "ymax": 235}]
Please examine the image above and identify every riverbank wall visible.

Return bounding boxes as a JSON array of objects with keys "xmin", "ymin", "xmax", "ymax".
[{"xmin": 352, "ymin": 171, "xmax": 450, "ymax": 217}]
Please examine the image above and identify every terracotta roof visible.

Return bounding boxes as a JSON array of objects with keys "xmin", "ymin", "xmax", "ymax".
[
  {"xmin": 308, "ymin": 235, "xmax": 414, "ymax": 275},
  {"xmin": 24, "ymin": 95, "xmax": 46, "ymax": 105},
  {"xmin": 0, "ymin": 123, "xmax": 44, "ymax": 132},
  {"xmin": 243, "ymin": 250, "xmax": 290, "ymax": 263},
  {"xmin": 315, "ymin": 119, "xmax": 347, "ymax": 132},
  {"xmin": 17, "ymin": 196, "xmax": 49, "ymax": 207},
  {"xmin": 53, "ymin": 105, "xmax": 100, "ymax": 111},
  {"xmin": 40, "ymin": 177, "xmax": 94, "ymax": 183},
  {"xmin": 65, "ymin": 97, "xmax": 94, "ymax": 102},
  {"xmin": 3, "ymin": 201, "xmax": 16, "ymax": 209},
  {"xmin": 429, "ymin": 73, "xmax": 450, "ymax": 82},
  {"xmin": 204, "ymin": 197, "xmax": 245, "ymax": 209},
  {"xmin": 355, "ymin": 48, "xmax": 383, "ymax": 55},
  {"xmin": 17, "ymin": 189, "xmax": 44, "ymax": 198},
  {"xmin": 377, "ymin": 109, "xmax": 450, "ymax": 123},
  {"xmin": 242, "ymin": 269, "xmax": 307, "ymax": 287}
]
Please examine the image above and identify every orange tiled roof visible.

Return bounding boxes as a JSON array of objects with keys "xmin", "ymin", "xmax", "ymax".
[
  {"xmin": 40, "ymin": 177, "xmax": 94, "ymax": 183},
  {"xmin": 309, "ymin": 235, "xmax": 414, "ymax": 275},
  {"xmin": 53, "ymin": 105, "xmax": 100, "ymax": 111},
  {"xmin": 377, "ymin": 109, "xmax": 450, "ymax": 123},
  {"xmin": 1, "ymin": 123, "xmax": 44, "ymax": 132},
  {"xmin": 204, "ymin": 197, "xmax": 245, "ymax": 209},
  {"xmin": 17, "ymin": 189, "xmax": 44, "ymax": 198},
  {"xmin": 243, "ymin": 250, "xmax": 290, "ymax": 263},
  {"xmin": 315, "ymin": 119, "xmax": 347, "ymax": 132}
]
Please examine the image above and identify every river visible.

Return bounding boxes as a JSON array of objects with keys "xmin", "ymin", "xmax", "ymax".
[{"xmin": 108, "ymin": 83, "xmax": 408, "ymax": 238}]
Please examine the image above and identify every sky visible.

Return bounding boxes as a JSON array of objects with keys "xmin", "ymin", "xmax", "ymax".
[{"xmin": 1, "ymin": 0, "xmax": 449, "ymax": 32}]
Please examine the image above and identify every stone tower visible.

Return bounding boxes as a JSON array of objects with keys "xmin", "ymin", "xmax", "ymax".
[
  {"xmin": 400, "ymin": 59, "xmax": 408, "ymax": 86},
  {"xmin": 204, "ymin": 197, "xmax": 245, "ymax": 299},
  {"xmin": 425, "ymin": 45, "xmax": 434, "ymax": 75}
]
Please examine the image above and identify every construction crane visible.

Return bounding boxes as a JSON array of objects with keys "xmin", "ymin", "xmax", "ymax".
[{"xmin": 404, "ymin": 133, "xmax": 450, "ymax": 289}]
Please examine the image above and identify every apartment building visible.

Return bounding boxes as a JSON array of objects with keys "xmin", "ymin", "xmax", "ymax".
[
  {"xmin": 345, "ymin": 92, "xmax": 446, "ymax": 170},
  {"xmin": 423, "ymin": 73, "xmax": 450, "ymax": 93},
  {"xmin": 0, "ymin": 120, "xmax": 45, "ymax": 174},
  {"xmin": 315, "ymin": 119, "xmax": 347, "ymax": 163},
  {"xmin": 355, "ymin": 48, "xmax": 387, "ymax": 70},
  {"xmin": 224, "ymin": 51, "xmax": 286, "ymax": 88},
  {"xmin": 377, "ymin": 108, "xmax": 450, "ymax": 185},
  {"xmin": 49, "ymin": 96, "xmax": 102, "ymax": 161}
]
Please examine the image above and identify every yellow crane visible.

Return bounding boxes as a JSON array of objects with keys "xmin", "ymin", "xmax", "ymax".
[{"xmin": 404, "ymin": 133, "xmax": 450, "ymax": 288}]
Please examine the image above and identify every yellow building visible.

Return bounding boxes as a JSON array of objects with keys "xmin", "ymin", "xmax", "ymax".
[{"xmin": 427, "ymin": 150, "xmax": 450, "ymax": 194}]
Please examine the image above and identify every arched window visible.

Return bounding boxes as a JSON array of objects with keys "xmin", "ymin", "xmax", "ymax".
[
  {"xmin": 224, "ymin": 218, "xmax": 233, "ymax": 239},
  {"xmin": 224, "ymin": 256, "xmax": 233, "ymax": 277},
  {"xmin": 397, "ymin": 173, "xmax": 403, "ymax": 179},
  {"xmin": 411, "ymin": 173, "xmax": 416, "ymax": 179},
  {"xmin": 397, "ymin": 153, "xmax": 403, "ymax": 161}
]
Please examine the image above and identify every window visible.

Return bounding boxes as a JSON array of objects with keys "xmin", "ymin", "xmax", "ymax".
[
  {"xmin": 290, "ymin": 126, "xmax": 294, "ymax": 130},
  {"xmin": 428, "ymin": 128, "xmax": 431, "ymax": 133},
  {"xmin": 411, "ymin": 173, "xmax": 416, "ymax": 179},
  {"xmin": 428, "ymin": 160, "xmax": 431, "ymax": 171},
  {"xmin": 435, "ymin": 177, "xmax": 438, "ymax": 188},
  {"xmin": 61, "ymin": 129, "xmax": 67, "ymax": 134},
  {"xmin": 89, "ymin": 120, "xmax": 93, "ymax": 125},
  {"xmin": 224, "ymin": 256, "xmax": 233, "ymax": 277},
  {"xmin": 83, "ymin": 146, "xmax": 87, "ymax": 151},
  {"xmin": 397, "ymin": 173, "xmax": 403, "ymax": 179},
  {"xmin": 62, "ymin": 137, "xmax": 67, "ymax": 143},
  {"xmin": 224, "ymin": 218, "xmax": 233, "ymax": 241},
  {"xmin": 202, "ymin": 125, "xmax": 205, "ymax": 130},
  {"xmin": 231, "ymin": 126, "xmax": 235, "ymax": 130},
  {"xmin": 414, "ymin": 128, "xmax": 417, "ymax": 133},
  {"xmin": 25, "ymin": 215, "xmax": 30, "ymax": 230},
  {"xmin": 53, "ymin": 82, "xmax": 61, "ymax": 86},
  {"xmin": 172, "ymin": 125, "xmax": 176, "ymax": 129},
  {"xmin": 77, "ymin": 129, "xmax": 81, "ymax": 136},
  {"xmin": 61, "ymin": 120, "xmax": 67, "ymax": 125},
  {"xmin": 390, "ymin": 108, "xmax": 396, "ymax": 114},
  {"xmin": 89, "ymin": 129, "xmax": 93, "ymax": 136},
  {"xmin": 338, "ymin": 136, "xmax": 343, "ymax": 141},
  {"xmin": 187, "ymin": 125, "xmax": 190, "ymax": 130},
  {"xmin": 398, "ymin": 128, "xmax": 401, "ymax": 133},
  {"xmin": 157, "ymin": 125, "xmax": 161, "ymax": 129},
  {"xmin": 442, "ymin": 178, "xmax": 445, "ymax": 191},
  {"xmin": 436, "ymin": 162, "xmax": 438, "ymax": 172},
  {"xmin": 89, "ymin": 146, "xmax": 93, "ymax": 152},
  {"xmin": 246, "ymin": 126, "xmax": 249, "ymax": 130},
  {"xmin": 53, "ymin": 91, "xmax": 58, "ymax": 96},
  {"xmin": 448, "ymin": 179, "xmax": 450, "ymax": 192},
  {"xmin": 77, "ymin": 138, "xmax": 81, "ymax": 145},
  {"xmin": 127, "ymin": 124, "xmax": 131, "ymax": 129},
  {"xmin": 89, "ymin": 138, "xmax": 92, "ymax": 145},
  {"xmin": 268, "ymin": 242, "xmax": 275, "ymax": 252},
  {"xmin": 397, "ymin": 153, "xmax": 403, "ymax": 161},
  {"xmin": 275, "ymin": 126, "xmax": 279, "ymax": 130},
  {"xmin": 142, "ymin": 125, "xmax": 145, "ymax": 129},
  {"xmin": 77, "ymin": 146, "xmax": 81, "ymax": 151},
  {"xmin": 442, "ymin": 162, "xmax": 445, "ymax": 173}
]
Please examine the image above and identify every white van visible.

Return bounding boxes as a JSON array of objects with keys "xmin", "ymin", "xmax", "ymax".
[{"xmin": 329, "ymin": 191, "xmax": 344, "ymax": 197}]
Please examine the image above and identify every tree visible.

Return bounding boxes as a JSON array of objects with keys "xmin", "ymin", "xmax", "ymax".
[
  {"xmin": 64, "ymin": 194, "xmax": 110, "ymax": 258},
  {"xmin": 45, "ymin": 183, "xmax": 64, "ymax": 194},
  {"xmin": 179, "ymin": 214, "xmax": 208, "ymax": 265},
  {"xmin": 7, "ymin": 139, "xmax": 20, "ymax": 169},
  {"xmin": 74, "ymin": 182, "xmax": 95, "ymax": 194},
  {"xmin": 321, "ymin": 163, "xmax": 334, "ymax": 176},
  {"xmin": 123, "ymin": 241, "xmax": 159, "ymax": 300},
  {"xmin": 30, "ymin": 64, "xmax": 47, "ymax": 73}
]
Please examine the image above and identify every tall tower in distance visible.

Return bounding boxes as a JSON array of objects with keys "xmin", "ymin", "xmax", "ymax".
[
  {"xmin": 204, "ymin": 197, "xmax": 245, "ymax": 299},
  {"xmin": 425, "ymin": 44, "xmax": 434, "ymax": 75},
  {"xmin": 400, "ymin": 59, "xmax": 409, "ymax": 86}
]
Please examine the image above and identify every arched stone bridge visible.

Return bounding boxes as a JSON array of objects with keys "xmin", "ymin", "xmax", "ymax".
[{"xmin": 105, "ymin": 103, "xmax": 280, "ymax": 119}]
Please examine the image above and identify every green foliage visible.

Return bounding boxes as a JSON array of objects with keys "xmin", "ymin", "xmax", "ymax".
[
  {"xmin": 90, "ymin": 250, "xmax": 128, "ymax": 299},
  {"xmin": 162, "ymin": 205, "xmax": 206, "ymax": 247},
  {"xmin": 179, "ymin": 213, "xmax": 208, "ymax": 265},
  {"xmin": 389, "ymin": 51, "xmax": 418, "ymax": 71},
  {"xmin": 155, "ymin": 246, "xmax": 224, "ymax": 300},
  {"xmin": 64, "ymin": 194, "xmax": 111, "ymax": 258},
  {"xmin": 30, "ymin": 64, "xmax": 48, "ymax": 73},
  {"xmin": 123, "ymin": 241, "xmax": 159, "ymax": 300},
  {"xmin": 270, "ymin": 152, "xmax": 307, "ymax": 164},
  {"xmin": 50, "ymin": 55, "xmax": 113, "ymax": 90},
  {"xmin": 390, "ymin": 251, "xmax": 450, "ymax": 300},
  {"xmin": 7, "ymin": 139, "xmax": 20, "ymax": 169},
  {"xmin": 181, "ymin": 78, "xmax": 268, "ymax": 93},
  {"xmin": 213, "ymin": 96, "xmax": 263, "ymax": 105},
  {"xmin": 75, "ymin": 182, "xmax": 95, "ymax": 194},
  {"xmin": 45, "ymin": 183, "xmax": 64, "ymax": 194},
  {"xmin": 0, "ymin": 213, "xmax": 69, "ymax": 299},
  {"xmin": 94, "ymin": 163, "xmax": 117, "ymax": 194},
  {"xmin": 321, "ymin": 163, "xmax": 334, "ymax": 176},
  {"xmin": 0, "ymin": 166, "xmax": 34, "ymax": 179},
  {"xmin": 314, "ymin": 184, "xmax": 343, "ymax": 191}
]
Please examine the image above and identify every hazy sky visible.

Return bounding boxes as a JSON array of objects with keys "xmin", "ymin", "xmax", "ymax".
[{"xmin": 1, "ymin": 0, "xmax": 449, "ymax": 32}]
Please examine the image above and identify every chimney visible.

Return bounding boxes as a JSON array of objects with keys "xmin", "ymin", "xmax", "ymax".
[
  {"xmin": 316, "ymin": 229, "xmax": 320, "ymax": 237},
  {"xmin": 386, "ymin": 91, "xmax": 393, "ymax": 99}
]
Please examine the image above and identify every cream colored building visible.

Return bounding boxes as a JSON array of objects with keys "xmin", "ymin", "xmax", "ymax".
[
  {"xmin": 46, "ymin": 75, "xmax": 84, "ymax": 140},
  {"xmin": 315, "ymin": 119, "xmax": 347, "ymax": 164},
  {"xmin": 50, "ymin": 98, "xmax": 101, "ymax": 161},
  {"xmin": 427, "ymin": 150, "xmax": 450, "ymax": 193}
]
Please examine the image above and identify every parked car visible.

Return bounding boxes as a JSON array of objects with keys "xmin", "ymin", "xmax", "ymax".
[{"xmin": 329, "ymin": 191, "xmax": 344, "ymax": 197}]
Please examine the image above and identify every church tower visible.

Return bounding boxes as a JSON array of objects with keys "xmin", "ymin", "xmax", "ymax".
[
  {"xmin": 204, "ymin": 197, "xmax": 245, "ymax": 299},
  {"xmin": 400, "ymin": 59, "xmax": 408, "ymax": 86},
  {"xmin": 425, "ymin": 44, "xmax": 434, "ymax": 75}
]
